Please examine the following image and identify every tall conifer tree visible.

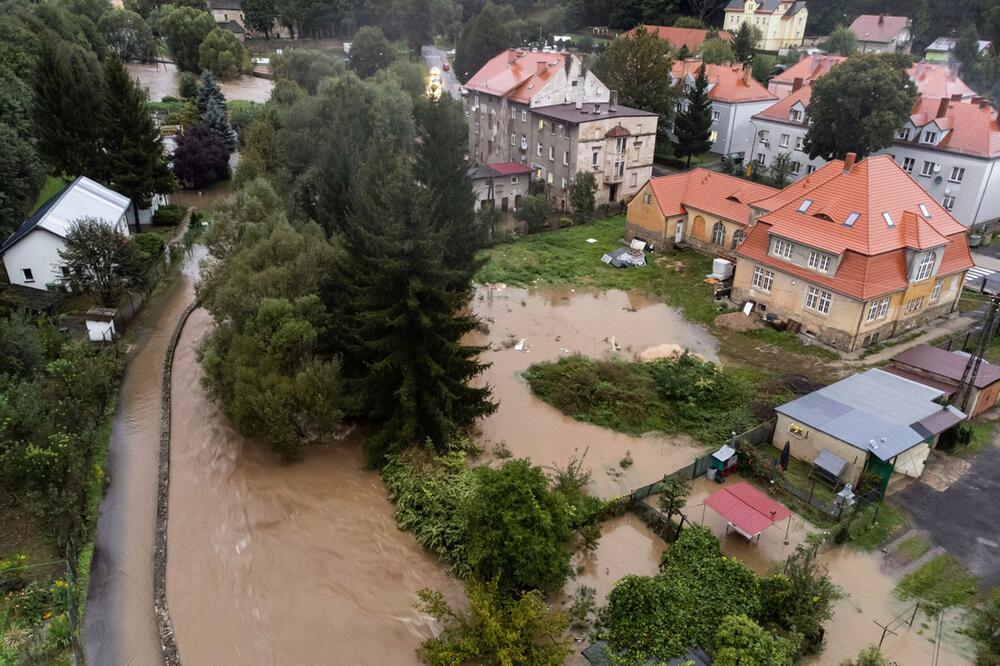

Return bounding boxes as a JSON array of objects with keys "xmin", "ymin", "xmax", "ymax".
[
  {"xmin": 672, "ymin": 66, "xmax": 714, "ymax": 167},
  {"xmin": 102, "ymin": 55, "xmax": 175, "ymax": 225},
  {"xmin": 203, "ymin": 97, "xmax": 237, "ymax": 154},
  {"xmin": 334, "ymin": 131, "xmax": 495, "ymax": 463},
  {"xmin": 196, "ymin": 70, "xmax": 226, "ymax": 114}
]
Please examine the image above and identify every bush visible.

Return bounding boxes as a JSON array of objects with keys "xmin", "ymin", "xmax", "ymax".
[
  {"xmin": 152, "ymin": 203, "xmax": 186, "ymax": 225},
  {"xmin": 197, "ymin": 27, "xmax": 249, "ymax": 79},
  {"xmin": 965, "ymin": 590, "xmax": 1000, "ymax": 666},
  {"xmin": 133, "ymin": 232, "xmax": 166, "ymax": 266},
  {"xmin": 515, "ymin": 194, "xmax": 549, "ymax": 233},
  {"xmin": 178, "ymin": 71, "xmax": 199, "ymax": 98}
]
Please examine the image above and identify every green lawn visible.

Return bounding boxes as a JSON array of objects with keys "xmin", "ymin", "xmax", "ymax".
[
  {"xmin": 32, "ymin": 175, "xmax": 74, "ymax": 212},
  {"xmin": 844, "ymin": 502, "xmax": 907, "ymax": 551},
  {"xmin": 896, "ymin": 554, "xmax": 978, "ymax": 611},
  {"xmin": 476, "ymin": 216, "xmax": 722, "ymax": 326},
  {"xmin": 895, "ymin": 534, "xmax": 933, "ymax": 561}
]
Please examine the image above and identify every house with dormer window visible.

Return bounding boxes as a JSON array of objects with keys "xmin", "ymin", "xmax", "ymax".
[
  {"xmin": 723, "ymin": 0, "xmax": 807, "ymax": 51},
  {"xmin": 732, "ymin": 154, "xmax": 973, "ymax": 351},
  {"xmin": 750, "ymin": 82, "xmax": 825, "ymax": 176}
]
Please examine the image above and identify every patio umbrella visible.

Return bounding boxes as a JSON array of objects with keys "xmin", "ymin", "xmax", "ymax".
[{"xmin": 780, "ymin": 441, "xmax": 790, "ymax": 471}]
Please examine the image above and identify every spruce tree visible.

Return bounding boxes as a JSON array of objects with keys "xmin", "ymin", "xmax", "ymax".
[
  {"xmin": 102, "ymin": 56, "xmax": 175, "ymax": 224},
  {"xmin": 196, "ymin": 70, "xmax": 226, "ymax": 115},
  {"xmin": 203, "ymin": 96, "xmax": 236, "ymax": 154},
  {"xmin": 413, "ymin": 96, "xmax": 484, "ymax": 288},
  {"xmin": 33, "ymin": 41, "xmax": 107, "ymax": 178},
  {"xmin": 732, "ymin": 23, "xmax": 757, "ymax": 65},
  {"xmin": 672, "ymin": 66, "xmax": 714, "ymax": 167},
  {"xmin": 334, "ymin": 132, "xmax": 495, "ymax": 463}
]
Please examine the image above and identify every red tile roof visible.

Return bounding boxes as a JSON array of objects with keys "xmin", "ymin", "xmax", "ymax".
[
  {"xmin": 753, "ymin": 84, "xmax": 811, "ymax": 123},
  {"xmin": 748, "ymin": 160, "xmax": 844, "ymax": 212},
  {"xmin": 463, "ymin": 49, "xmax": 568, "ymax": 103},
  {"xmin": 849, "ymin": 14, "xmax": 911, "ymax": 44},
  {"xmin": 738, "ymin": 155, "xmax": 973, "ymax": 300},
  {"xmin": 907, "ymin": 62, "xmax": 977, "ymax": 99},
  {"xmin": 488, "ymin": 162, "xmax": 534, "ymax": 175},
  {"xmin": 900, "ymin": 96, "xmax": 1000, "ymax": 158},
  {"xmin": 770, "ymin": 55, "xmax": 846, "ymax": 88},
  {"xmin": 647, "ymin": 169, "xmax": 777, "ymax": 223},
  {"xmin": 623, "ymin": 25, "xmax": 733, "ymax": 51},
  {"xmin": 671, "ymin": 60, "xmax": 776, "ymax": 103}
]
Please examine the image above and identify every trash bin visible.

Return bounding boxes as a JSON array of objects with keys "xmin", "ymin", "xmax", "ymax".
[{"xmin": 706, "ymin": 467, "xmax": 717, "ymax": 481}]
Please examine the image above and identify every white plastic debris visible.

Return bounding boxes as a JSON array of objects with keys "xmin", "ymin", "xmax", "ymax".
[
  {"xmin": 586, "ymin": 238, "xmax": 598, "ymax": 244},
  {"xmin": 514, "ymin": 339, "xmax": 527, "ymax": 351}
]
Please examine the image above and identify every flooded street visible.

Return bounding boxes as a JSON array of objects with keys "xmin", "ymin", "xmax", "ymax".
[
  {"xmin": 128, "ymin": 62, "xmax": 274, "ymax": 102},
  {"xmin": 471, "ymin": 285, "xmax": 716, "ymax": 497},
  {"xmin": 84, "ymin": 269, "xmax": 196, "ymax": 665},
  {"xmin": 166, "ymin": 309, "xmax": 460, "ymax": 664}
]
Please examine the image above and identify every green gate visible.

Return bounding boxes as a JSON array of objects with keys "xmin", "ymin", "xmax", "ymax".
[{"xmin": 865, "ymin": 456, "xmax": 894, "ymax": 496}]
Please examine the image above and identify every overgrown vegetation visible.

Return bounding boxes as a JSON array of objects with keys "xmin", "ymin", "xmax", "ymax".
[
  {"xmin": 525, "ymin": 352, "xmax": 775, "ymax": 446},
  {"xmin": 839, "ymin": 503, "xmax": 907, "ymax": 551},
  {"xmin": 896, "ymin": 554, "xmax": 978, "ymax": 613},
  {"xmin": 965, "ymin": 589, "xmax": 1000, "ymax": 666}
]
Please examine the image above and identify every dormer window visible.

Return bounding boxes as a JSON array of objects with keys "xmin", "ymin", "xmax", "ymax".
[
  {"xmin": 921, "ymin": 131, "xmax": 937, "ymax": 144},
  {"xmin": 772, "ymin": 238, "xmax": 793, "ymax": 259},
  {"xmin": 789, "ymin": 108, "xmax": 803, "ymax": 122},
  {"xmin": 807, "ymin": 250, "xmax": 831, "ymax": 272},
  {"xmin": 915, "ymin": 252, "xmax": 936, "ymax": 281},
  {"xmin": 897, "ymin": 128, "xmax": 911, "ymax": 141}
]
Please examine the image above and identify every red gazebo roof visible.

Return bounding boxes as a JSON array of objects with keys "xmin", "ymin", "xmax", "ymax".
[{"xmin": 705, "ymin": 482, "xmax": 791, "ymax": 537}]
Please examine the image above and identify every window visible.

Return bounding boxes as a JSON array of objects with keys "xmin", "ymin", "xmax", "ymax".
[
  {"xmin": 931, "ymin": 279, "xmax": 944, "ymax": 302},
  {"xmin": 902, "ymin": 157, "xmax": 915, "ymax": 173},
  {"xmin": 561, "ymin": 177, "xmax": 567, "ymax": 190},
  {"xmin": 643, "ymin": 192, "xmax": 652, "ymax": 204},
  {"xmin": 772, "ymin": 238, "xmax": 793, "ymax": 258},
  {"xmin": 511, "ymin": 176, "xmax": 518, "ymax": 184},
  {"xmin": 805, "ymin": 287, "xmax": 832, "ymax": 314},
  {"xmin": 866, "ymin": 297, "xmax": 891, "ymax": 322},
  {"xmin": 615, "ymin": 137, "xmax": 627, "ymax": 153},
  {"xmin": 779, "ymin": 133, "xmax": 790, "ymax": 148},
  {"xmin": 921, "ymin": 130, "xmax": 937, "ymax": 144},
  {"xmin": 795, "ymin": 136, "xmax": 804, "ymax": 150},
  {"xmin": 950, "ymin": 166, "xmax": 965, "ymax": 183},
  {"xmin": 709, "ymin": 130, "xmax": 718, "ymax": 143},
  {"xmin": 563, "ymin": 151, "xmax": 569, "ymax": 165},
  {"xmin": 756, "ymin": 153, "xmax": 766, "ymax": 165},
  {"xmin": 806, "ymin": 164, "xmax": 816, "ymax": 174},
  {"xmin": 474, "ymin": 119, "xmax": 480, "ymax": 133},
  {"xmin": 510, "ymin": 132, "xmax": 515, "ymax": 146},
  {"xmin": 943, "ymin": 194, "xmax": 956, "ymax": 211},
  {"xmin": 613, "ymin": 160, "xmax": 625, "ymax": 177},
  {"xmin": 675, "ymin": 100, "xmax": 683, "ymax": 113},
  {"xmin": 537, "ymin": 142, "xmax": 542, "ymax": 156},
  {"xmin": 752, "ymin": 266, "xmax": 774, "ymax": 291},
  {"xmin": 521, "ymin": 109, "xmax": 527, "ymax": 121},
  {"xmin": 844, "ymin": 212, "xmax": 860, "ymax": 226},
  {"xmin": 592, "ymin": 150, "xmax": 600, "ymax": 167},
  {"xmin": 549, "ymin": 145, "xmax": 555, "ymax": 161},
  {"xmin": 21, "ymin": 268, "xmax": 34, "ymax": 283},
  {"xmin": 712, "ymin": 110, "xmax": 721, "ymax": 122},
  {"xmin": 538, "ymin": 119, "xmax": 544, "ymax": 131},
  {"xmin": 790, "ymin": 161, "xmax": 802, "ymax": 174},
  {"xmin": 898, "ymin": 128, "xmax": 911, "ymax": 140},
  {"xmin": 511, "ymin": 106, "xmax": 517, "ymax": 119},
  {"xmin": 789, "ymin": 108, "xmax": 803, "ymax": 122},
  {"xmin": 807, "ymin": 251, "xmax": 831, "ymax": 272},
  {"xmin": 915, "ymin": 252, "xmax": 936, "ymax": 281},
  {"xmin": 797, "ymin": 199, "xmax": 812, "ymax": 212},
  {"xmin": 759, "ymin": 131, "xmax": 769, "ymax": 144},
  {"xmin": 882, "ymin": 212, "xmax": 895, "ymax": 227},
  {"xmin": 905, "ymin": 296, "xmax": 925, "ymax": 312},
  {"xmin": 630, "ymin": 173, "xmax": 637, "ymax": 186},
  {"xmin": 920, "ymin": 161, "xmax": 937, "ymax": 177},
  {"xmin": 731, "ymin": 230, "xmax": 747, "ymax": 250},
  {"xmin": 712, "ymin": 222, "xmax": 726, "ymax": 246},
  {"xmin": 918, "ymin": 203, "xmax": 931, "ymax": 218},
  {"xmin": 520, "ymin": 134, "xmax": 527, "ymax": 150}
]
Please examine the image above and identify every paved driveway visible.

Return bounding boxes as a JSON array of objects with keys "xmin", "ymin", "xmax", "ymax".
[
  {"xmin": 421, "ymin": 45, "xmax": 461, "ymax": 99},
  {"xmin": 895, "ymin": 438, "xmax": 1000, "ymax": 588}
]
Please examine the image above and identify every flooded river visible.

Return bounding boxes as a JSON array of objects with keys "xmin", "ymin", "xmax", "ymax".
[
  {"xmin": 166, "ymin": 309, "xmax": 460, "ymax": 664},
  {"xmin": 128, "ymin": 62, "xmax": 274, "ymax": 102},
  {"xmin": 471, "ymin": 285, "xmax": 716, "ymax": 497}
]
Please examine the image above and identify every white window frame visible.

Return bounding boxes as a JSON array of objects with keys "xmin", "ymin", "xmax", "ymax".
[
  {"xmin": 789, "ymin": 108, "xmax": 803, "ymax": 122},
  {"xmin": 731, "ymin": 230, "xmax": 746, "ymax": 250},
  {"xmin": 549, "ymin": 145, "xmax": 555, "ymax": 161},
  {"xmin": 920, "ymin": 161, "xmax": 936, "ymax": 177},
  {"xmin": 613, "ymin": 160, "xmax": 625, "ymax": 177},
  {"xmin": 21, "ymin": 268, "xmax": 34, "ymax": 283},
  {"xmin": 756, "ymin": 153, "xmax": 766, "ymax": 165},
  {"xmin": 898, "ymin": 127, "xmax": 911, "ymax": 140},
  {"xmin": 807, "ymin": 250, "xmax": 831, "ymax": 273},
  {"xmin": 866, "ymin": 297, "xmax": 890, "ymax": 322},
  {"xmin": 943, "ymin": 194, "xmax": 956, "ymax": 211},
  {"xmin": 790, "ymin": 161, "xmax": 802, "ymax": 174},
  {"xmin": 537, "ymin": 142, "xmax": 543, "ymax": 157},
  {"xmin": 905, "ymin": 296, "xmax": 925, "ymax": 313},
  {"xmin": 521, "ymin": 109, "xmax": 527, "ymax": 121},
  {"xmin": 902, "ymin": 157, "xmax": 915, "ymax": 173},
  {"xmin": 949, "ymin": 166, "xmax": 965, "ymax": 183},
  {"xmin": 563, "ymin": 151, "xmax": 569, "ymax": 166},
  {"xmin": 915, "ymin": 252, "xmax": 936, "ymax": 281},
  {"xmin": 805, "ymin": 286, "xmax": 832, "ymax": 314},
  {"xmin": 615, "ymin": 137, "xmax": 627, "ymax": 153},
  {"xmin": 772, "ymin": 238, "xmax": 793, "ymax": 259},
  {"xmin": 752, "ymin": 266, "xmax": 774, "ymax": 292},
  {"xmin": 921, "ymin": 130, "xmax": 937, "ymax": 145},
  {"xmin": 592, "ymin": 150, "xmax": 600, "ymax": 167},
  {"xmin": 794, "ymin": 136, "xmax": 804, "ymax": 151},
  {"xmin": 711, "ymin": 110, "xmax": 721, "ymax": 122},
  {"xmin": 930, "ymin": 279, "xmax": 944, "ymax": 302},
  {"xmin": 779, "ymin": 133, "xmax": 790, "ymax": 148},
  {"xmin": 711, "ymin": 222, "xmax": 726, "ymax": 246}
]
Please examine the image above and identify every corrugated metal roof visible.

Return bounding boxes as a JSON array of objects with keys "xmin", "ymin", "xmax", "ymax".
[
  {"xmin": 892, "ymin": 343, "xmax": 1000, "ymax": 388},
  {"xmin": 776, "ymin": 369, "xmax": 966, "ymax": 460},
  {"xmin": 705, "ymin": 482, "xmax": 791, "ymax": 537}
]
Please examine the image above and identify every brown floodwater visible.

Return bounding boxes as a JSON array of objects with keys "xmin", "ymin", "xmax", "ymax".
[
  {"xmin": 128, "ymin": 62, "xmax": 274, "ymax": 102},
  {"xmin": 470, "ymin": 285, "xmax": 717, "ymax": 497},
  {"xmin": 166, "ymin": 309, "xmax": 461, "ymax": 664},
  {"xmin": 168, "ymin": 177, "xmax": 235, "ymax": 212}
]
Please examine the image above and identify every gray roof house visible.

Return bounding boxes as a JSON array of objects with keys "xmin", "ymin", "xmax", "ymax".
[{"xmin": 773, "ymin": 369, "xmax": 964, "ymax": 489}]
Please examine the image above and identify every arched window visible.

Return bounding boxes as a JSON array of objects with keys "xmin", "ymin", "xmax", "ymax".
[
  {"xmin": 731, "ymin": 230, "xmax": 747, "ymax": 250},
  {"xmin": 712, "ymin": 221, "xmax": 726, "ymax": 246},
  {"xmin": 915, "ymin": 252, "xmax": 936, "ymax": 281}
]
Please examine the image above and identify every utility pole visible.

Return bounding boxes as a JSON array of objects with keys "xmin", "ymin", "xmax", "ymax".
[{"xmin": 954, "ymin": 293, "xmax": 1000, "ymax": 413}]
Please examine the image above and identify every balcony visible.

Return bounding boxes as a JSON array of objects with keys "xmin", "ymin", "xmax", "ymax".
[{"xmin": 604, "ymin": 170, "xmax": 625, "ymax": 184}]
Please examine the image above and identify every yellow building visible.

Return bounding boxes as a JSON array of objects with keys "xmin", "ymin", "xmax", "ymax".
[{"xmin": 723, "ymin": 0, "xmax": 808, "ymax": 51}]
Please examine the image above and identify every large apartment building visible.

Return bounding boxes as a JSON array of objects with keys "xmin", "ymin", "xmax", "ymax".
[
  {"xmin": 733, "ymin": 154, "xmax": 973, "ymax": 352},
  {"xmin": 464, "ymin": 49, "xmax": 658, "ymax": 210},
  {"xmin": 723, "ymin": 0, "xmax": 807, "ymax": 51}
]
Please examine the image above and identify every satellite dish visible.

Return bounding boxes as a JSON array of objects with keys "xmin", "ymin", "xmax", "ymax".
[{"xmin": 934, "ymin": 175, "xmax": 943, "ymax": 185}]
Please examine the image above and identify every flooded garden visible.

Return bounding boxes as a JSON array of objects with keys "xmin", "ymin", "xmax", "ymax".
[{"xmin": 127, "ymin": 62, "xmax": 273, "ymax": 102}]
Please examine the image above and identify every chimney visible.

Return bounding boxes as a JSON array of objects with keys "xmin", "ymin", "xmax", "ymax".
[
  {"xmin": 792, "ymin": 77, "xmax": 804, "ymax": 92},
  {"xmin": 609, "ymin": 90, "xmax": 618, "ymax": 112},
  {"xmin": 878, "ymin": 13, "xmax": 885, "ymax": 24},
  {"xmin": 593, "ymin": 102, "xmax": 602, "ymax": 114},
  {"xmin": 936, "ymin": 97, "xmax": 950, "ymax": 118},
  {"xmin": 843, "ymin": 152, "xmax": 857, "ymax": 173},
  {"xmin": 742, "ymin": 66, "xmax": 752, "ymax": 85},
  {"xmin": 948, "ymin": 60, "xmax": 960, "ymax": 81}
]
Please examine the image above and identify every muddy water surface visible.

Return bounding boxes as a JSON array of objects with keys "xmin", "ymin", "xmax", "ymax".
[
  {"xmin": 166, "ymin": 309, "xmax": 460, "ymax": 664},
  {"xmin": 128, "ymin": 62, "xmax": 274, "ymax": 102},
  {"xmin": 471, "ymin": 285, "xmax": 716, "ymax": 497}
]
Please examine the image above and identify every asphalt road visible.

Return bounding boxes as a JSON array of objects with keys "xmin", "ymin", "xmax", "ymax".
[{"xmin": 421, "ymin": 45, "xmax": 461, "ymax": 99}]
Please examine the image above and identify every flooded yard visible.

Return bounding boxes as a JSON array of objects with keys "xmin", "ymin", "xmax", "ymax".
[
  {"xmin": 127, "ymin": 62, "xmax": 274, "ymax": 102},
  {"xmin": 470, "ymin": 285, "xmax": 717, "ymax": 497},
  {"xmin": 166, "ymin": 309, "xmax": 460, "ymax": 664}
]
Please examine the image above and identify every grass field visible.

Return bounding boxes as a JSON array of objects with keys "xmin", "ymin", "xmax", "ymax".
[{"xmin": 896, "ymin": 554, "xmax": 978, "ymax": 610}]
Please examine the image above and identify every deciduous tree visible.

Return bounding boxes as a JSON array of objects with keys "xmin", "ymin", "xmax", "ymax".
[
  {"xmin": 593, "ymin": 26, "xmax": 676, "ymax": 123},
  {"xmin": 515, "ymin": 194, "xmax": 549, "ymax": 233},
  {"xmin": 100, "ymin": 8, "xmax": 157, "ymax": 62},
  {"xmin": 714, "ymin": 614, "xmax": 797, "ymax": 666},
  {"xmin": 198, "ymin": 27, "xmax": 250, "ymax": 79},
  {"xmin": 59, "ymin": 218, "xmax": 146, "ymax": 306},
  {"xmin": 823, "ymin": 25, "xmax": 858, "ymax": 56},
  {"xmin": 349, "ymin": 26, "xmax": 394, "ymax": 78},
  {"xmin": 454, "ymin": 2, "xmax": 512, "ymax": 82},
  {"xmin": 568, "ymin": 171, "xmax": 596, "ymax": 220},
  {"xmin": 672, "ymin": 65, "xmax": 713, "ymax": 166},
  {"xmin": 172, "ymin": 123, "xmax": 230, "ymax": 187},
  {"xmin": 700, "ymin": 35, "xmax": 734, "ymax": 64},
  {"xmin": 804, "ymin": 53, "xmax": 917, "ymax": 160},
  {"xmin": 160, "ymin": 6, "xmax": 215, "ymax": 72},
  {"xmin": 242, "ymin": 0, "xmax": 278, "ymax": 38}
]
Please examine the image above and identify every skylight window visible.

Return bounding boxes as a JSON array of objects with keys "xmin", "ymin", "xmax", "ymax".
[
  {"xmin": 918, "ymin": 203, "xmax": 931, "ymax": 219},
  {"xmin": 797, "ymin": 199, "xmax": 813, "ymax": 212},
  {"xmin": 844, "ymin": 212, "xmax": 860, "ymax": 227},
  {"xmin": 882, "ymin": 212, "xmax": 895, "ymax": 227}
]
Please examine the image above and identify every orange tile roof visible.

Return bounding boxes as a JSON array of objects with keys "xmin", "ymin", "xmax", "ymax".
[
  {"xmin": 463, "ymin": 49, "xmax": 568, "ymax": 103},
  {"xmin": 648, "ymin": 169, "xmax": 778, "ymax": 223},
  {"xmin": 770, "ymin": 55, "xmax": 846, "ymax": 88},
  {"xmin": 900, "ymin": 96, "xmax": 1000, "ymax": 158},
  {"xmin": 748, "ymin": 160, "xmax": 844, "ymax": 212},
  {"xmin": 849, "ymin": 15, "xmax": 911, "ymax": 44},
  {"xmin": 753, "ymin": 84, "xmax": 811, "ymax": 123},
  {"xmin": 671, "ymin": 60, "xmax": 776, "ymax": 103},
  {"xmin": 737, "ymin": 155, "xmax": 973, "ymax": 300},
  {"xmin": 623, "ymin": 25, "xmax": 733, "ymax": 51},
  {"xmin": 907, "ymin": 62, "xmax": 977, "ymax": 99}
]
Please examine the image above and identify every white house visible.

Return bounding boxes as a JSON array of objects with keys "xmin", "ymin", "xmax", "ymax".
[{"xmin": 1, "ymin": 177, "xmax": 131, "ymax": 291}]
